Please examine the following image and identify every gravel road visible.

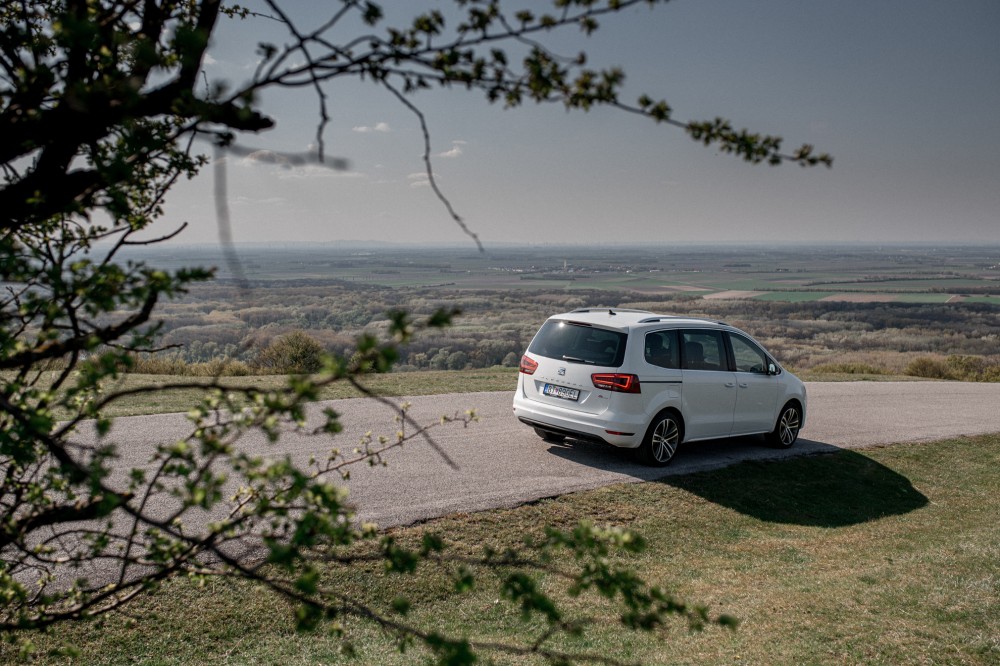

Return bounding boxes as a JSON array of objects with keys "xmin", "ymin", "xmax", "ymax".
[{"xmin": 99, "ymin": 381, "xmax": 1000, "ymax": 529}]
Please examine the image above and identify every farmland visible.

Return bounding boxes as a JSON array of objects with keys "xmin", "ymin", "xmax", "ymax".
[
  {"xmin": 135, "ymin": 243, "xmax": 1000, "ymax": 298},
  {"xmin": 120, "ymin": 243, "xmax": 1000, "ymax": 377}
]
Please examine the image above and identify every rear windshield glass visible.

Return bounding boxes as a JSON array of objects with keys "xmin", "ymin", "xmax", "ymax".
[{"xmin": 527, "ymin": 320, "xmax": 628, "ymax": 367}]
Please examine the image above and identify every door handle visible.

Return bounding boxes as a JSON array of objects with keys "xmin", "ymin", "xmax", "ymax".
[
  {"xmin": 724, "ymin": 382, "xmax": 735, "ymax": 388},
  {"xmin": 738, "ymin": 382, "xmax": 748, "ymax": 388}
]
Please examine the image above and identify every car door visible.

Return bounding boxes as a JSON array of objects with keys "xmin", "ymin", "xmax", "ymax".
[
  {"xmin": 679, "ymin": 329, "xmax": 737, "ymax": 440},
  {"xmin": 640, "ymin": 328, "xmax": 683, "ymax": 414},
  {"xmin": 727, "ymin": 332, "xmax": 779, "ymax": 435}
]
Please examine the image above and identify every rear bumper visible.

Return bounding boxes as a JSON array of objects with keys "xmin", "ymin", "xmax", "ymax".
[{"xmin": 512, "ymin": 396, "xmax": 643, "ymax": 449}]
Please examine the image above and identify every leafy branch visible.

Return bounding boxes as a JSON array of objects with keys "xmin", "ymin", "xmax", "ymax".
[{"xmin": 2, "ymin": 1, "xmax": 826, "ymax": 662}]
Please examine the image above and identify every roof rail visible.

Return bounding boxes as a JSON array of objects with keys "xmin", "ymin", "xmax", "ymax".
[
  {"xmin": 638, "ymin": 315, "xmax": 730, "ymax": 326},
  {"xmin": 570, "ymin": 308, "xmax": 654, "ymax": 314}
]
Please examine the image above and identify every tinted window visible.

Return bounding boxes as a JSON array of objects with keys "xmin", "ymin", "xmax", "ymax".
[
  {"xmin": 644, "ymin": 330, "xmax": 680, "ymax": 369},
  {"xmin": 680, "ymin": 330, "xmax": 727, "ymax": 371},
  {"xmin": 528, "ymin": 320, "xmax": 627, "ymax": 367},
  {"xmin": 729, "ymin": 333, "xmax": 768, "ymax": 373}
]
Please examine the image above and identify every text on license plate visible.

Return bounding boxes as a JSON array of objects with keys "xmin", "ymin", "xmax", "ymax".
[{"xmin": 543, "ymin": 384, "xmax": 580, "ymax": 401}]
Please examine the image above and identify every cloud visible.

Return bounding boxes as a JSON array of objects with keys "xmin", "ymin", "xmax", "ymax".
[
  {"xmin": 353, "ymin": 122, "xmax": 392, "ymax": 133},
  {"xmin": 437, "ymin": 140, "xmax": 466, "ymax": 158},
  {"xmin": 407, "ymin": 172, "xmax": 430, "ymax": 188},
  {"xmin": 230, "ymin": 196, "xmax": 286, "ymax": 206}
]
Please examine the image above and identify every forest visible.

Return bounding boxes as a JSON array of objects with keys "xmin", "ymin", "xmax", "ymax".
[{"xmin": 119, "ymin": 243, "xmax": 1000, "ymax": 380}]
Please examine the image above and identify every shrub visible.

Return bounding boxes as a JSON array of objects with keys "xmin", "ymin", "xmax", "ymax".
[
  {"xmin": 945, "ymin": 355, "xmax": 1000, "ymax": 382},
  {"xmin": 946, "ymin": 355, "xmax": 986, "ymax": 379},
  {"xmin": 904, "ymin": 357, "xmax": 956, "ymax": 380},
  {"xmin": 446, "ymin": 350, "xmax": 469, "ymax": 370},
  {"xmin": 254, "ymin": 331, "xmax": 326, "ymax": 374},
  {"xmin": 129, "ymin": 355, "xmax": 254, "ymax": 376}
]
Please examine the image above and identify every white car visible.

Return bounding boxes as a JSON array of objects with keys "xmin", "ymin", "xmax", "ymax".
[{"xmin": 512, "ymin": 308, "xmax": 806, "ymax": 466}]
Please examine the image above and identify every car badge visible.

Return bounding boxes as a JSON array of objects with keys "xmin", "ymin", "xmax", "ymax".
[{"xmin": 558, "ymin": 367, "xmax": 566, "ymax": 376}]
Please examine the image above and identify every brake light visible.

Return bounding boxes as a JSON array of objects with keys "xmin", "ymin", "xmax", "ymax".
[
  {"xmin": 591, "ymin": 373, "xmax": 641, "ymax": 393},
  {"xmin": 519, "ymin": 355, "xmax": 538, "ymax": 375}
]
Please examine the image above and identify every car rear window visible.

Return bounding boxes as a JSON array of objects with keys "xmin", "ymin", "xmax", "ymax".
[{"xmin": 528, "ymin": 320, "xmax": 628, "ymax": 367}]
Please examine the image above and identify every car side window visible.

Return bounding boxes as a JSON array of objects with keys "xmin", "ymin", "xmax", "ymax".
[
  {"xmin": 644, "ymin": 330, "xmax": 680, "ymax": 369},
  {"xmin": 729, "ymin": 333, "xmax": 769, "ymax": 374},
  {"xmin": 680, "ymin": 330, "xmax": 727, "ymax": 371}
]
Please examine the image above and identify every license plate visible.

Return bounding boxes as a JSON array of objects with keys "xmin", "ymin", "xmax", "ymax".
[{"xmin": 543, "ymin": 383, "xmax": 580, "ymax": 401}]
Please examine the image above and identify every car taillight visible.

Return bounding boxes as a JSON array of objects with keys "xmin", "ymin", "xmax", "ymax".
[
  {"xmin": 591, "ymin": 373, "xmax": 641, "ymax": 394},
  {"xmin": 519, "ymin": 355, "xmax": 538, "ymax": 375}
]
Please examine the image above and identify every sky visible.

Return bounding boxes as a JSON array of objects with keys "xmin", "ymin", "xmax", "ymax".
[{"xmin": 157, "ymin": 0, "xmax": 1000, "ymax": 247}]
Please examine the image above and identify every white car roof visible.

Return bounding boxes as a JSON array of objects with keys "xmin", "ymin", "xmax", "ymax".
[{"xmin": 549, "ymin": 308, "xmax": 730, "ymax": 331}]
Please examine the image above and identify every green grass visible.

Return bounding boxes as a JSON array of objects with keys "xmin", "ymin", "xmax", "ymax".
[
  {"xmin": 832, "ymin": 278, "xmax": 994, "ymax": 290},
  {"xmin": 35, "ymin": 366, "xmax": 940, "ymax": 419},
  {"xmin": 44, "ymin": 367, "xmax": 519, "ymax": 418},
  {"xmin": 893, "ymin": 293, "xmax": 955, "ymax": 303},
  {"xmin": 7, "ymin": 435, "xmax": 999, "ymax": 665}
]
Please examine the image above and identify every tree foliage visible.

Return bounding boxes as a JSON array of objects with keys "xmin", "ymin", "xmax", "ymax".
[
  {"xmin": 1, "ymin": 1, "xmax": 826, "ymax": 662},
  {"xmin": 254, "ymin": 330, "xmax": 326, "ymax": 374}
]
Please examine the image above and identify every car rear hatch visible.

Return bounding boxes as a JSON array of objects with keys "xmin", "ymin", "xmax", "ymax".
[{"xmin": 520, "ymin": 319, "xmax": 629, "ymax": 415}]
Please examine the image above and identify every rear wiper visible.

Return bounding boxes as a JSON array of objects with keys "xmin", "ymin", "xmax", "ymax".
[{"xmin": 561, "ymin": 355, "xmax": 594, "ymax": 364}]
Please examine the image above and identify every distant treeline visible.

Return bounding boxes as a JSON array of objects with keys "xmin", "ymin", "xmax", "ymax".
[{"xmin": 125, "ymin": 281, "xmax": 1000, "ymax": 376}]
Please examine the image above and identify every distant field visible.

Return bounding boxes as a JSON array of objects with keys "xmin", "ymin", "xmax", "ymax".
[
  {"xmin": 818, "ymin": 293, "xmax": 900, "ymax": 302},
  {"xmin": 894, "ymin": 293, "xmax": 957, "ymax": 303},
  {"xmin": 131, "ymin": 243, "xmax": 1000, "ymax": 298},
  {"xmin": 965, "ymin": 295, "xmax": 1000, "ymax": 305},
  {"xmin": 809, "ymin": 277, "xmax": 996, "ymax": 291},
  {"xmin": 108, "ymin": 243, "xmax": 1000, "ymax": 378},
  {"xmin": 752, "ymin": 291, "xmax": 837, "ymax": 302}
]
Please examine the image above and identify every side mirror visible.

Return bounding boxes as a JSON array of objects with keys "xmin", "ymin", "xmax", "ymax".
[{"xmin": 768, "ymin": 363, "xmax": 777, "ymax": 375}]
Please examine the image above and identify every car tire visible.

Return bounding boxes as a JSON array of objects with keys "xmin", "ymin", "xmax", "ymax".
[
  {"xmin": 534, "ymin": 428, "xmax": 565, "ymax": 443},
  {"xmin": 768, "ymin": 403, "xmax": 801, "ymax": 448},
  {"xmin": 637, "ymin": 411, "xmax": 682, "ymax": 466}
]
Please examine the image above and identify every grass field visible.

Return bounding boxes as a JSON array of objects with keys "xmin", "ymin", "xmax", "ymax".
[
  {"xmin": 60, "ymin": 367, "xmax": 520, "ymax": 418},
  {"xmin": 137, "ymin": 244, "xmax": 1000, "ymax": 297},
  {"xmin": 965, "ymin": 296, "xmax": 1000, "ymax": 305},
  {"xmin": 49, "ymin": 366, "xmax": 919, "ymax": 418},
  {"xmin": 893, "ymin": 293, "xmax": 957, "ymax": 303},
  {"xmin": 7, "ymin": 434, "xmax": 997, "ymax": 665}
]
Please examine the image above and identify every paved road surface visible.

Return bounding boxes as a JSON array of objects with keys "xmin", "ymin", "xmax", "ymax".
[{"xmin": 99, "ymin": 381, "xmax": 1000, "ymax": 529}]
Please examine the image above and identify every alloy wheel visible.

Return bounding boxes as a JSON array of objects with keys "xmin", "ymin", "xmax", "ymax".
[
  {"xmin": 651, "ymin": 417, "xmax": 680, "ymax": 463},
  {"xmin": 779, "ymin": 407, "xmax": 801, "ymax": 446}
]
